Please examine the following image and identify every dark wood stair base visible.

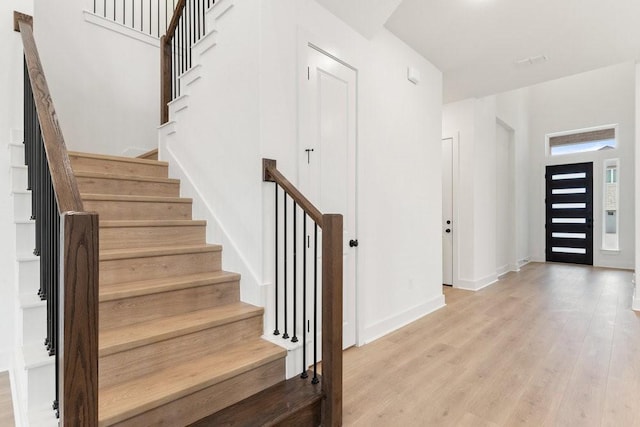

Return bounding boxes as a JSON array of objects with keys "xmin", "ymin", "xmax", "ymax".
[{"xmin": 189, "ymin": 372, "xmax": 324, "ymax": 427}]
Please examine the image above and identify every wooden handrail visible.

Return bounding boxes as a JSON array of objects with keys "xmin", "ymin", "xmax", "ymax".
[
  {"xmin": 16, "ymin": 16, "xmax": 84, "ymax": 214},
  {"xmin": 263, "ymin": 159, "xmax": 323, "ymax": 226},
  {"xmin": 165, "ymin": 0, "xmax": 187, "ymax": 41},
  {"xmin": 262, "ymin": 158, "xmax": 342, "ymax": 426},
  {"xmin": 15, "ymin": 12, "xmax": 99, "ymax": 426},
  {"xmin": 160, "ymin": 0, "xmax": 187, "ymax": 123}
]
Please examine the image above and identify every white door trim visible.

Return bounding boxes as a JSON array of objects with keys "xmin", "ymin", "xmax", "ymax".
[{"xmin": 297, "ymin": 38, "xmax": 361, "ymax": 347}]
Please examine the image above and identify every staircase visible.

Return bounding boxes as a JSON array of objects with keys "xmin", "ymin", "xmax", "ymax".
[{"xmin": 68, "ymin": 151, "xmax": 286, "ymax": 425}]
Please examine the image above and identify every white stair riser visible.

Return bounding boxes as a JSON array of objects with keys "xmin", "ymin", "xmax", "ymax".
[
  {"xmin": 19, "ymin": 303, "xmax": 47, "ymax": 347},
  {"xmin": 11, "ymin": 166, "xmax": 28, "ymax": 192},
  {"xmin": 17, "ymin": 259, "xmax": 40, "ymax": 296},
  {"xmin": 10, "ymin": 143, "xmax": 25, "ymax": 166},
  {"xmin": 13, "ymin": 192, "xmax": 32, "ymax": 221},
  {"xmin": 14, "ymin": 352, "xmax": 55, "ymax": 419},
  {"xmin": 205, "ymin": 0, "xmax": 234, "ymax": 34},
  {"xmin": 15, "ymin": 222, "xmax": 35, "ymax": 257},
  {"xmin": 25, "ymin": 362, "xmax": 55, "ymax": 414}
]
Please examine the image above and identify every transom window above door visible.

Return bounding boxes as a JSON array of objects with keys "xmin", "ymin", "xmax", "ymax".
[{"xmin": 548, "ymin": 127, "xmax": 616, "ymax": 156}]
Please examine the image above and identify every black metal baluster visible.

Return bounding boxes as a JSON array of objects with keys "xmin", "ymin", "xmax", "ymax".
[
  {"xmin": 274, "ymin": 185, "xmax": 280, "ymax": 335},
  {"xmin": 181, "ymin": 12, "xmax": 185, "ymax": 76},
  {"xmin": 195, "ymin": 0, "xmax": 199, "ymax": 41},
  {"xmin": 33, "ymin": 122, "xmax": 41, "ymax": 258},
  {"xmin": 312, "ymin": 223, "xmax": 319, "ymax": 384},
  {"xmin": 123, "ymin": 0, "xmax": 126, "ymax": 26},
  {"xmin": 140, "ymin": 0, "xmax": 143, "ymax": 33},
  {"xmin": 149, "ymin": 0, "xmax": 152, "ymax": 35},
  {"xmin": 113, "ymin": 0, "xmax": 116, "ymax": 22},
  {"xmin": 292, "ymin": 202, "xmax": 298, "ymax": 343},
  {"xmin": 282, "ymin": 193, "xmax": 289, "ymax": 339},
  {"xmin": 301, "ymin": 213, "xmax": 308, "ymax": 379},
  {"xmin": 172, "ymin": 36, "xmax": 176, "ymax": 99},
  {"xmin": 157, "ymin": 0, "xmax": 160, "ymax": 37},
  {"xmin": 188, "ymin": 0, "xmax": 193, "ymax": 67},
  {"xmin": 103, "ymin": 0, "xmax": 106, "ymax": 17},
  {"xmin": 94, "ymin": 0, "xmax": 97, "ymax": 13},
  {"xmin": 53, "ymin": 204, "xmax": 60, "ymax": 418}
]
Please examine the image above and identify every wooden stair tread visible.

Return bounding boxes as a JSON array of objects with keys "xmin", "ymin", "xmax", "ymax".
[
  {"xmin": 100, "ymin": 219, "xmax": 206, "ymax": 228},
  {"xmin": 74, "ymin": 170, "xmax": 179, "ymax": 184},
  {"xmin": 81, "ymin": 193, "xmax": 192, "ymax": 203},
  {"xmin": 100, "ymin": 244, "xmax": 221, "ymax": 260},
  {"xmin": 189, "ymin": 372, "xmax": 323, "ymax": 427},
  {"xmin": 137, "ymin": 148, "xmax": 158, "ymax": 160},
  {"xmin": 100, "ymin": 270, "xmax": 240, "ymax": 301},
  {"xmin": 99, "ymin": 339, "xmax": 286, "ymax": 425},
  {"xmin": 69, "ymin": 151, "xmax": 168, "ymax": 166},
  {"xmin": 100, "ymin": 302, "xmax": 262, "ymax": 356}
]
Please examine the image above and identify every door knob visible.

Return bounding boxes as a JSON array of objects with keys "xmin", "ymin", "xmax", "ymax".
[
  {"xmin": 445, "ymin": 229, "xmax": 451, "ymax": 233},
  {"xmin": 349, "ymin": 239, "xmax": 359, "ymax": 247}
]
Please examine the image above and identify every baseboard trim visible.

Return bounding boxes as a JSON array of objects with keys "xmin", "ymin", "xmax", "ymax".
[
  {"xmin": 456, "ymin": 273, "xmax": 498, "ymax": 291},
  {"xmin": 496, "ymin": 264, "xmax": 509, "ymax": 276},
  {"xmin": 9, "ymin": 366, "xmax": 21, "ymax": 427},
  {"xmin": 363, "ymin": 294, "xmax": 445, "ymax": 344}
]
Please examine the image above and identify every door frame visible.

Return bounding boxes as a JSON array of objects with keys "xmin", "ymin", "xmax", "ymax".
[
  {"xmin": 297, "ymin": 36, "xmax": 361, "ymax": 346},
  {"xmin": 442, "ymin": 134, "xmax": 460, "ymax": 287}
]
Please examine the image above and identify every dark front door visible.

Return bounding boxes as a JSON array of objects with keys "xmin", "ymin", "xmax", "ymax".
[{"xmin": 545, "ymin": 162, "xmax": 593, "ymax": 265}]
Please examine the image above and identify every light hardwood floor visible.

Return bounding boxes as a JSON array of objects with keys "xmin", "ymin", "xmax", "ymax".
[
  {"xmin": 343, "ymin": 262, "xmax": 640, "ymax": 426},
  {"xmin": 0, "ymin": 371, "xmax": 14, "ymax": 427}
]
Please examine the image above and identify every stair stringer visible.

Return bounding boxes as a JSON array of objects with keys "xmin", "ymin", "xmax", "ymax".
[
  {"xmin": 157, "ymin": 0, "xmax": 314, "ymax": 380},
  {"xmin": 8, "ymin": 138, "xmax": 57, "ymax": 427},
  {"xmin": 158, "ymin": 138, "xmax": 266, "ymax": 309}
]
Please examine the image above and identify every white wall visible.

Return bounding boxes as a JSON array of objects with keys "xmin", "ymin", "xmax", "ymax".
[
  {"xmin": 528, "ymin": 62, "xmax": 635, "ymax": 269},
  {"xmin": 443, "ymin": 87, "xmax": 531, "ymax": 289},
  {"xmin": 160, "ymin": 0, "xmax": 264, "ymax": 306},
  {"xmin": 164, "ymin": 0, "xmax": 444, "ymax": 344},
  {"xmin": 33, "ymin": 0, "xmax": 159, "ymax": 156},
  {"xmin": 259, "ymin": 0, "xmax": 444, "ymax": 344},
  {"xmin": 1, "ymin": 0, "xmax": 34, "ymax": 372},
  {"xmin": 443, "ymin": 97, "xmax": 501, "ymax": 290},
  {"xmin": 442, "ymin": 99, "xmax": 475, "ymax": 284}
]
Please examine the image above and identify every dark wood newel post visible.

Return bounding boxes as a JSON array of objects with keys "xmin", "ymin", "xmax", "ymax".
[
  {"xmin": 160, "ymin": 35, "xmax": 171, "ymax": 124},
  {"xmin": 61, "ymin": 212, "xmax": 99, "ymax": 426},
  {"xmin": 321, "ymin": 214, "xmax": 343, "ymax": 427}
]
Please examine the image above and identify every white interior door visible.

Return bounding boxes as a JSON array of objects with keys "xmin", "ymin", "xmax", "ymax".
[
  {"xmin": 300, "ymin": 46, "xmax": 357, "ymax": 349},
  {"xmin": 442, "ymin": 138, "xmax": 453, "ymax": 285}
]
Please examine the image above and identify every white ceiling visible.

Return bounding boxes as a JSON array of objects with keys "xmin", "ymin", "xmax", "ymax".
[
  {"xmin": 315, "ymin": 0, "xmax": 403, "ymax": 39},
  {"xmin": 320, "ymin": 0, "xmax": 640, "ymax": 103}
]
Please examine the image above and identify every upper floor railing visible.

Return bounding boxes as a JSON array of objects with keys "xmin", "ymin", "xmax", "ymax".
[
  {"xmin": 91, "ymin": 0, "xmax": 177, "ymax": 38},
  {"xmin": 14, "ymin": 12, "xmax": 99, "ymax": 425},
  {"xmin": 160, "ymin": 0, "xmax": 214, "ymax": 123},
  {"xmin": 263, "ymin": 159, "xmax": 343, "ymax": 426}
]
